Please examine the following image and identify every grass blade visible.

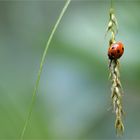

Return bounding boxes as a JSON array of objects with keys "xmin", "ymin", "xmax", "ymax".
[{"xmin": 20, "ymin": 0, "xmax": 71, "ymax": 139}]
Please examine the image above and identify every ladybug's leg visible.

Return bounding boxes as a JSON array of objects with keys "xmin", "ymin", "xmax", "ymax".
[{"xmin": 109, "ymin": 59, "xmax": 112, "ymax": 68}]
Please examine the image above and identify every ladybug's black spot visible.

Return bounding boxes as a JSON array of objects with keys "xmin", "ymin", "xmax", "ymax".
[
  {"xmin": 122, "ymin": 47, "xmax": 124, "ymax": 51},
  {"xmin": 117, "ymin": 50, "xmax": 120, "ymax": 53}
]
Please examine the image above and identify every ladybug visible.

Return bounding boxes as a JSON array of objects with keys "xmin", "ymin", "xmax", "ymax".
[{"xmin": 108, "ymin": 42, "xmax": 124, "ymax": 60}]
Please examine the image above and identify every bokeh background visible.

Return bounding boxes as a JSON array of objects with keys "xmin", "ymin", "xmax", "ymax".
[{"xmin": 0, "ymin": 0, "xmax": 140, "ymax": 139}]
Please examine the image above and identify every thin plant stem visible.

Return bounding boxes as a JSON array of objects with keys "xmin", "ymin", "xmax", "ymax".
[
  {"xmin": 20, "ymin": 0, "xmax": 71, "ymax": 139},
  {"xmin": 106, "ymin": 0, "xmax": 124, "ymax": 135},
  {"xmin": 111, "ymin": 0, "xmax": 113, "ymax": 9}
]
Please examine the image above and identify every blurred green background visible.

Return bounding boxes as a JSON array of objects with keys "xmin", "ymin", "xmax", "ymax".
[{"xmin": 0, "ymin": 0, "xmax": 140, "ymax": 139}]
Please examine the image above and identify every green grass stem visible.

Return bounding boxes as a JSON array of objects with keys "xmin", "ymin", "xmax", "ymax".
[{"xmin": 20, "ymin": 0, "xmax": 71, "ymax": 139}]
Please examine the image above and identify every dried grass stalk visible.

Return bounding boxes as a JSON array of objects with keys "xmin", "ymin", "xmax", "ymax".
[{"xmin": 109, "ymin": 59, "xmax": 124, "ymax": 135}]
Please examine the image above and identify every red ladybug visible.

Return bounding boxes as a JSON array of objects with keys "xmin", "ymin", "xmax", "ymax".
[{"xmin": 108, "ymin": 42, "xmax": 124, "ymax": 60}]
